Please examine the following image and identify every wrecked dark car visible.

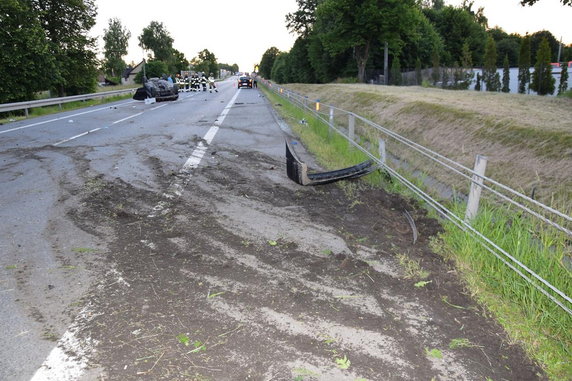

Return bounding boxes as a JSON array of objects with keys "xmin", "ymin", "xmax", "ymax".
[{"xmin": 133, "ymin": 77, "xmax": 179, "ymax": 102}]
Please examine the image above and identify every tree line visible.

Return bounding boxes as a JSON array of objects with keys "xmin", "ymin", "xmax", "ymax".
[
  {"xmin": 0, "ymin": 0, "xmax": 239, "ymax": 105},
  {"xmin": 258, "ymin": 0, "xmax": 571, "ymax": 96}
]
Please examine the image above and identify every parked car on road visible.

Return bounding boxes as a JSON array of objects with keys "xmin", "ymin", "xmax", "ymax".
[{"xmin": 238, "ymin": 76, "xmax": 253, "ymax": 89}]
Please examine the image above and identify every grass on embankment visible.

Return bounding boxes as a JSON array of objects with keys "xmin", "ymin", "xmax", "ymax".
[
  {"xmin": 261, "ymin": 83, "xmax": 572, "ymax": 380},
  {"xmin": 0, "ymin": 84, "xmax": 137, "ymax": 125},
  {"xmin": 285, "ymin": 83, "xmax": 572, "ymax": 210}
]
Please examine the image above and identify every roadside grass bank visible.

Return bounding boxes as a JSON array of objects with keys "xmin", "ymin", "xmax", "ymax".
[
  {"xmin": 0, "ymin": 85, "xmax": 137, "ymax": 125},
  {"xmin": 261, "ymin": 84, "xmax": 572, "ymax": 380}
]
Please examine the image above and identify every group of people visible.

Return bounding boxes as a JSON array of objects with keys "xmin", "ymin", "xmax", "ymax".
[{"xmin": 175, "ymin": 73, "xmax": 217, "ymax": 93}]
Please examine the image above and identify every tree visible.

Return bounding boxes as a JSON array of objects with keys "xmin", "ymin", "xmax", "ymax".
[
  {"xmin": 400, "ymin": 8, "xmax": 444, "ymax": 69},
  {"xmin": 135, "ymin": 60, "xmax": 168, "ymax": 83},
  {"xmin": 0, "ymin": 0, "xmax": 55, "ymax": 103},
  {"xmin": 138, "ymin": 21, "xmax": 174, "ymax": 62},
  {"xmin": 483, "ymin": 36, "xmax": 499, "ymax": 91},
  {"xmin": 530, "ymin": 30, "xmax": 559, "ymax": 66},
  {"xmin": 518, "ymin": 35, "xmax": 531, "ymax": 93},
  {"xmin": 103, "ymin": 18, "xmax": 131, "ymax": 78},
  {"xmin": 558, "ymin": 61, "xmax": 569, "ymax": 95},
  {"xmin": 170, "ymin": 49, "xmax": 188, "ymax": 75},
  {"xmin": 259, "ymin": 47, "xmax": 280, "ymax": 79},
  {"xmin": 287, "ymin": 37, "xmax": 316, "ymax": 83},
  {"xmin": 423, "ymin": 5, "xmax": 487, "ymax": 66},
  {"xmin": 530, "ymin": 38, "xmax": 555, "ymax": 95},
  {"xmin": 520, "ymin": 0, "xmax": 571, "ymax": 6},
  {"xmin": 285, "ymin": 0, "xmax": 319, "ymax": 37},
  {"xmin": 459, "ymin": 41, "xmax": 474, "ymax": 89},
  {"xmin": 314, "ymin": 0, "xmax": 417, "ymax": 82},
  {"xmin": 31, "ymin": 0, "xmax": 99, "ymax": 96},
  {"xmin": 502, "ymin": 54, "xmax": 510, "ymax": 92},
  {"xmin": 271, "ymin": 53, "xmax": 290, "ymax": 83},
  {"xmin": 431, "ymin": 49, "xmax": 441, "ymax": 85},
  {"xmin": 390, "ymin": 57, "xmax": 402, "ymax": 85},
  {"xmin": 190, "ymin": 49, "xmax": 218, "ymax": 76}
]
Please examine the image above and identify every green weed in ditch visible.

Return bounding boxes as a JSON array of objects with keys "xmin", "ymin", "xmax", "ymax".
[{"xmin": 434, "ymin": 202, "xmax": 572, "ymax": 379}]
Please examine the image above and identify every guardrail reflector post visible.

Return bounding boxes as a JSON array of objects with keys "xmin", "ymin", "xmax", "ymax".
[
  {"xmin": 465, "ymin": 154, "xmax": 488, "ymax": 222},
  {"xmin": 329, "ymin": 106, "xmax": 334, "ymax": 139},
  {"xmin": 315, "ymin": 99, "xmax": 320, "ymax": 111}
]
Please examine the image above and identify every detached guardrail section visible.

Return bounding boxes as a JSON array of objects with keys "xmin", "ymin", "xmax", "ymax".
[
  {"xmin": 264, "ymin": 81, "xmax": 572, "ymax": 317},
  {"xmin": 0, "ymin": 88, "xmax": 136, "ymax": 117}
]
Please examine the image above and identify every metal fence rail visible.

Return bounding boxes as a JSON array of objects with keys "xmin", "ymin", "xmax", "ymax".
[
  {"xmin": 265, "ymin": 81, "xmax": 572, "ymax": 316},
  {"xmin": 0, "ymin": 89, "xmax": 136, "ymax": 117}
]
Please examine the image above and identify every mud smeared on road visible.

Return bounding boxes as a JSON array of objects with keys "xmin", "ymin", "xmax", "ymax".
[{"xmin": 69, "ymin": 148, "xmax": 543, "ymax": 380}]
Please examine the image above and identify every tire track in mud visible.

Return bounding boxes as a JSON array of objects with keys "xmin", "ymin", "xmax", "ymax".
[{"xmin": 67, "ymin": 147, "xmax": 543, "ymax": 380}]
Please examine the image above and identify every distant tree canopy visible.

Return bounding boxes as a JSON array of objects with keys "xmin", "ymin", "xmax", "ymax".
[
  {"xmin": 0, "ymin": 0, "xmax": 55, "ymax": 103},
  {"xmin": 259, "ymin": 47, "xmax": 281, "ymax": 79},
  {"xmin": 264, "ymin": 0, "xmax": 568, "ymax": 90},
  {"xmin": 138, "ymin": 21, "xmax": 174, "ymax": 62},
  {"xmin": 191, "ymin": 49, "xmax": 218, "ymax": 76},
  {"xmin": 32, "ymin": 0, "xmax": 99, "ymax": 97},
  {"xmin": 103, "ymin": 18, "xmax": 131, "ymax": 79}
]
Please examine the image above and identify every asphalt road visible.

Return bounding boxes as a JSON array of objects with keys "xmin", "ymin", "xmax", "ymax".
[
  {"xmin": 0, "ymin": 78, "xmax": 543, "ymax": 381},
  {"xmin": 0, "ymin": 78, "xmax": 279, "ymax": 380}
]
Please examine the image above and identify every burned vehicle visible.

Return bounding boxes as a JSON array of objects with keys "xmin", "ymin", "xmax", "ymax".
[{"xmin": 133, "ymin": 77, "xmax": 179, "ymax": 102}]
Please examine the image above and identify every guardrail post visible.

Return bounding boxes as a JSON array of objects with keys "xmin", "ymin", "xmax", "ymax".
[
  {"xmin": 328, "ymin": 106, "xmax": 334, "ymax": 139},
  {"xmin": 378, "ymin": 138, "xmax": 386, "ymax": 166},
  {"xmin": 24, "ymin": 108, "xmax": 29, "ymax": 118},
  {"xmin": 465, "ymin": 154, "xmax": 488, "ymax": 222},
  {"xmin": 348, "ymin": 113, "xmax": 355, "ymax": 142}
]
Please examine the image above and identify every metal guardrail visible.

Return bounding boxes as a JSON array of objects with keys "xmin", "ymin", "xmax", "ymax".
[
  {"xmin": 0, "ymin": 89, "xmax": 136, "ymax": 117},
  {"xmin": 263, "ymin": 80, "xmax": 572, "ymax": 316}
]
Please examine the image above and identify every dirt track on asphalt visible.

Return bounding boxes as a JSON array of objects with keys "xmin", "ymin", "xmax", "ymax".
[{"xmin": 67, "ymin": 142, "xmax": 544, "ymax": 380}]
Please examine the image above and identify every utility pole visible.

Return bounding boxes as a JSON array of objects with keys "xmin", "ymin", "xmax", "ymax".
[{"xmin": 557, "ymin": 37, "xmax": 562, "ymax": 63}]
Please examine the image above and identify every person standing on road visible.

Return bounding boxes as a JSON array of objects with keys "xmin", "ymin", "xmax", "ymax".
[
  {"xmin": 208, "ymin": 73, "xmax": 218, "ymax": 93},
  {"xmin": 201, "ymin": 73, "xmax": 208, "ymax": 91}
]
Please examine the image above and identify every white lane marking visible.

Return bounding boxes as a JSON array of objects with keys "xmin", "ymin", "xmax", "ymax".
[
  {"xmin": 149, "ymin": 89, "xmax": 240, "ymax": 218},
  {"xmin": 150, "ymin": 103, "xmax": 168, "ymax": 111},
  {"xmin": 30, "ymin": 303, "xmax": 101, "ymax": 381},
  {"xmin": 0, "ymin": 100, "xmax": 137, "ymax": 135},
  {"xmin": 111, "ymin": 112, "xmax": 143, "ymax": 125},
  {"xmin": 53, "ymin": 128, "xmax": 101, "ymax": 146}
]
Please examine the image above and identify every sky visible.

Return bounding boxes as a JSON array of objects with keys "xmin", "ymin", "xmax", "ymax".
[{"xmin": 90, "ymin": 0, "xmax": 572, "ymax": 72}]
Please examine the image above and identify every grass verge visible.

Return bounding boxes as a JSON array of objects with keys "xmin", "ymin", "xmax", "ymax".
[{"xmin": 261, "ymin": 83, "xmax": 572, "ymax": 380}]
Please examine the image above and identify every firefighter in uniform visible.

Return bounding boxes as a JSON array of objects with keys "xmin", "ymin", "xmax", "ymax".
[
  {"xmin": 191, "ymin": 74, "xmax": 199, "ymax": 91},
  {"xmin": 200, "ymin": 73, "xmax": 208, "ymax": 91}
]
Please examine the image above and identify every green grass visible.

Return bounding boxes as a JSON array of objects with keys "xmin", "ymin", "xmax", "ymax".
[
  {"xmin": 434, "ymin": 202, "xmax": 572, "ymax": 379},
  {"xmin": 261, "ymin": 83, "xmax": 572, "ymax": 380}
]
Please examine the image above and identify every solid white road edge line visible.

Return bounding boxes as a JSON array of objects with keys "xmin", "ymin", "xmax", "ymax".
[{"xmin": 0, "ymin": 100, "xmax": 137, "ymax": 135}]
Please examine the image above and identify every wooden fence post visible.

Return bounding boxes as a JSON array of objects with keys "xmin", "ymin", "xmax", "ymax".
[{"xmin": 465, "ymin": 154, "xmax": 488, "ymax": 222}]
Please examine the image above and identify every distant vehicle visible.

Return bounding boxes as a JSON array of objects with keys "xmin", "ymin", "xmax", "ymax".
[
  {"xmin": 238, "ymin": 76, "xmax": 253, "ymax": 89},
  {"xmin": 133, "ymin": 77, "xmax": 179, "ymax": 101}
]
